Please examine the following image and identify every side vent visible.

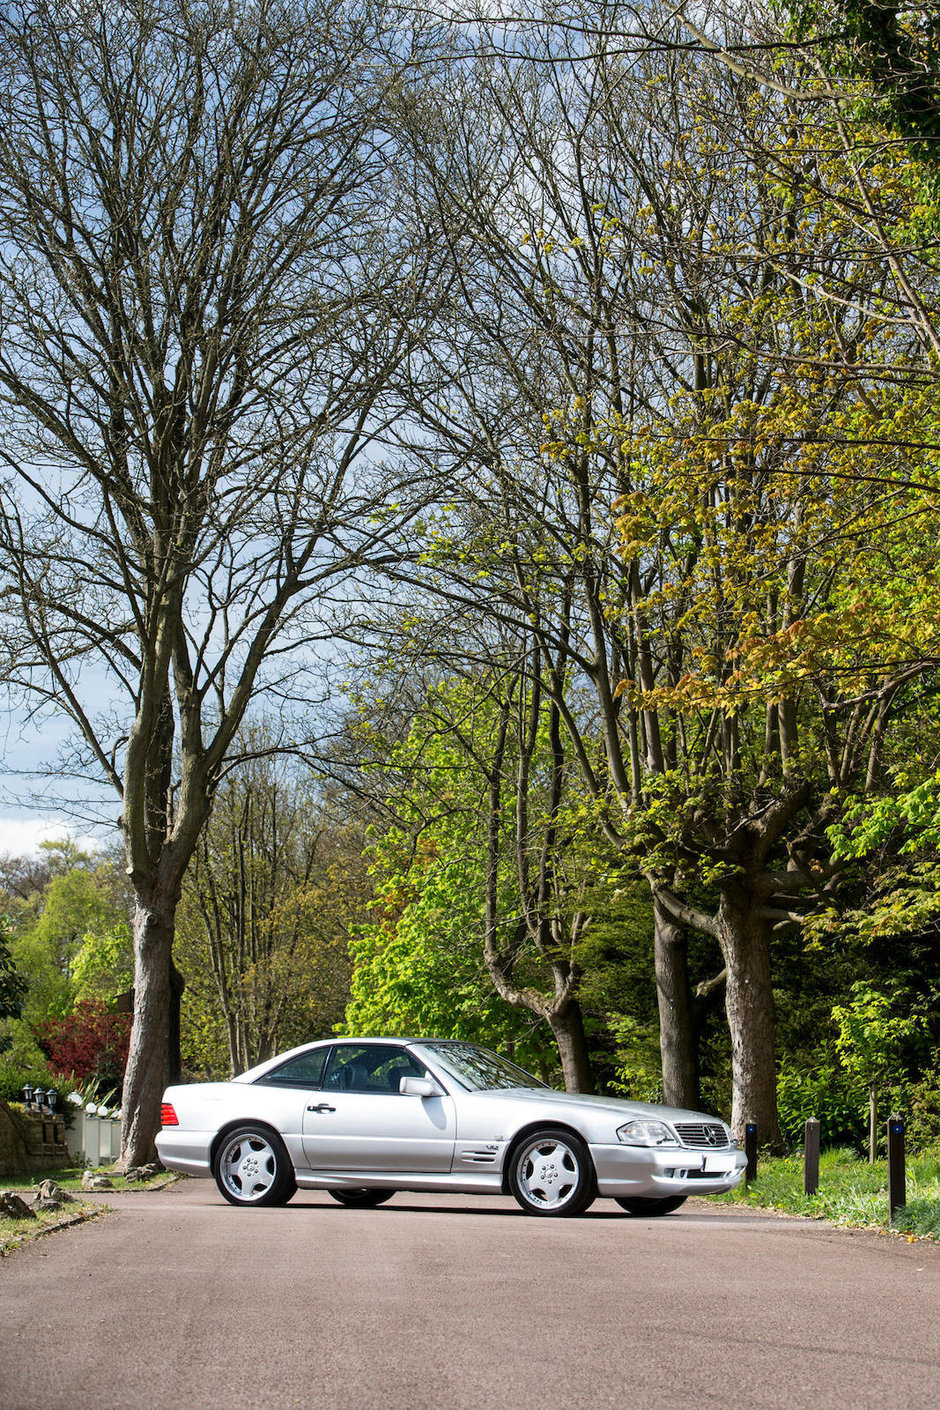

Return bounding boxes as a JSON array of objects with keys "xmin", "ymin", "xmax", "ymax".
[{"xmin": 458, "ymin": 1148, "xmax": 498, "ymax": 1165}]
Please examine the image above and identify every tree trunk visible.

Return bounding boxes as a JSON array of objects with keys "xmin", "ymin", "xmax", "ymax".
[
  {"xmin": 717, "ymin": 892, "xmax": 783, "ymax": 1150},
  {"xmin": 547, "ymin": 1001, "xmax": 594, "ymax": 1093},
  {"xmin": 225, "ymin": 1014, "xmax": 240, "ymax": 1079},
  {"xmin": 121, "ymin": 894, "xmax": 176, "ymax": 1168},
  {"xmin": 653, "ymin": 894, "xmax": 700, "ymax": 1109}
]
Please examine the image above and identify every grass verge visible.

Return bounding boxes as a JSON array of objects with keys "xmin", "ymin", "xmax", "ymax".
[
  {"xmin": 0, "ymin": 1198, "xmax": 103, "ymax": 1255},
  {"xmin": 0, "ymin": 1166, "xmax": 173, "ymax": 1192},
  {"xmin": 1, "ymin": 1164, "xmax": 176, "ymax": 1254},
  {"xmin": 710, "ymin": 1146, "xmax": 940, "ymax": 1238}
]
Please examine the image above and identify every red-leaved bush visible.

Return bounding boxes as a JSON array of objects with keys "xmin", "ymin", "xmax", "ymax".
[{"xmin": 34, "ymin": 1000, "xmax": 132, "ymax": 1089}]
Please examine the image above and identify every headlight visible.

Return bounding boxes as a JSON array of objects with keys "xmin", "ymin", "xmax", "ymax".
[{"xmin": 616, "ymin": 1119, "xmax": 679, "ymax": 1146}]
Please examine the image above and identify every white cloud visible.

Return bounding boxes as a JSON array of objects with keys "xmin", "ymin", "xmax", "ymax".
[{"xmin": 0, "ymin": 817, "xmax": 107, "ymax": 858}]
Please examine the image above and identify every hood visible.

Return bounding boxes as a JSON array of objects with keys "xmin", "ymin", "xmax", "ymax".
[{"xmin": 490, "ymin": 1087, "xmax": 726, "ymax": 1126}]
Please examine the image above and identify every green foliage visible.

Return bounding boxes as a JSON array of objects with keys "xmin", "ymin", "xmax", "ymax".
[
  {"xmin": 72, "ymin": 923, "xmax": 133, "ymax": 1003},
  {"xmin": 11, "ymin": 862, "xmax": 130, "ymax": 1023},
  {"xmin": 832, "ymin": 771, "xmax": 940, "ymax": 859},
  {"xmin": 0, "ymin": 1053, "xmax": 72, "ymax": 1109},
  {"xmin": 342, "ymin": 677, "xmax": 650, "ymax": 1084},
  {"xmin": 775, "ymin": 1063, "xmax": 867, "ymax": 1148},
  {"xmin": 901, "ymin": 1074, "xmax": 940, "ymax": 1150},
  {"xmin": 788, "ymin": 3, "xmax": 940, "ymax": 164},
  {"xmin": 0, "ymin": 916, "xmax": 27, "ymax": 1020},
  {"xmin": 577, "ymin": 889, "xmax": 661, "ymax": 1097},
  {"xmin": 344, "ymin": 908, "xmax": 552, "ymax": 1072},
  {"xmin": 342, "ymin": 799, "xmax": 559, "ymax": 1075},
  {"xmin": 893, "ymin": 1198, "xmax": 940, "ymax": 1238},
  {"xmin": 605, "ymin": 1013, "xmax": 664, "ymax": 1103},
  {"xmin": 832, "ymin": 981, "xmax": 927, "ymax": 1086}
]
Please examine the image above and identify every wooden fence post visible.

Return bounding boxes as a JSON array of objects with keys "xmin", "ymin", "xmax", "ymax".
[
  {"xmin": 744, "ymin": 1121, "xmax": 758, "ymax": 1182},
  {"xmin": 887, "ymin": 1114, "xmax": 906, "ymax": 1222},
  {"xmin": 804, "ymin": 1118, "xmax": 820, "ymax": 1197}
]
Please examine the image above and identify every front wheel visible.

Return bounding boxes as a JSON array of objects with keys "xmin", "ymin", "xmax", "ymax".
[
  {"xmin": 327, "ymin": 1189, "xmax": 395, "ymax": 1208},
  {"xmin": 213, "ymin": 1125, "xmax": 297, "ymax": 1207},
  {"xmin": 509, "ymin": 1128, "xmax": 596, "ymax": 1217},
  {"xmin": 615, "ymin": 1195, "xmax": 687, "ymax": 1217}
]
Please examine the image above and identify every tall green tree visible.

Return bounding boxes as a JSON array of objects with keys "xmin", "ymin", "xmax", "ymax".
[
  {"xmin": 343, "ymin": 673, "xmax": 604, "ymax": 1089},
  {"xmin": 0, "ymin": 916, "xmax": 27, "ymax": 1021},
  {"xmin": 787, "ymin": 2, "xmax": 940, "ymax": 158},
  {"xmin": 384, "ymin": 11, "xmax": 938, "ymax": 1140}
]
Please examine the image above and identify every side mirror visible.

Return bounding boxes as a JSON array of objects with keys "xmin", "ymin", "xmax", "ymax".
[{"xmin": 399, "ymin": 1075, "xmax": 442, "ymax": 1098}]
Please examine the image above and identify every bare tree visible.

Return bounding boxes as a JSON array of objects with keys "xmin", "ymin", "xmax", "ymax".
[
  {"xmin": 180, "ymin": 747, "xmax": 362, "ymax": 1076},
  {"xmin": 0, "ymin": 0, "xmax": 444, "ymax": 1164}
]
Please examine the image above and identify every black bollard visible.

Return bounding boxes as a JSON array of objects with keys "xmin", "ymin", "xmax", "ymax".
[
  {"xmin": 804, "ymin": 1117, "xmax": 820, "ymax": 1197},
  {"xmin": 744, "ymin": 1121, "xmax": 758, "ymax": 1182},
  {"xmin": 887, "ymin": 1114, "xmax": 906, "ymax": 1222}
]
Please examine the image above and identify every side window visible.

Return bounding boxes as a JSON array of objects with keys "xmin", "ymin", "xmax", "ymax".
[
  {"xmin": 323, "ymin": 1044, "xmax": 428, "ymax": 1094},
  {"xmin": 254, "ymin": 1047, "xmax": 330, "ymax": 1089}
]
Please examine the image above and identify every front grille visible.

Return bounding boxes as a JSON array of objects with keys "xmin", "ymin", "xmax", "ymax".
[{"xmin": 673, "ymin": 1122, "xmax": 731, "ymax": 1149}]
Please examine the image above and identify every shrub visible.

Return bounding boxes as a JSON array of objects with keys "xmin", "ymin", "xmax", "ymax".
[
  {"xmin": 0, "ymin": 919, "xmax": 27, "ymax": 1020},
  {"xmin": 33, "ymin": 999, "xmax": 131, "ymax": 1091},
  {"xmin": 775, "ymin": 1063, "xmax": 867, "ymax": 1149},
  {"xmin": 904, "ymin": 1075, "xmax": 940, "ymax": 1151},
  {"xmin": 0, "ymin": 1055, "xmax": 73, "ymax": 1111}
]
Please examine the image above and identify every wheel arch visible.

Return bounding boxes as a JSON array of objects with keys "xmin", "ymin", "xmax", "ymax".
[
  {"xmin": 209, "ymin": 1117, "xmax": 290, "ymax": 1173},
  {"xmin": 500, "ymin": 1120, "xmax": 594, "ymax": 1194}
]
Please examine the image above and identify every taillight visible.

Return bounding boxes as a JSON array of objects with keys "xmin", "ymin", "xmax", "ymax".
[{"xmin": 160, "ymin": 1103, "xmax": 178, "ymax": 1127}]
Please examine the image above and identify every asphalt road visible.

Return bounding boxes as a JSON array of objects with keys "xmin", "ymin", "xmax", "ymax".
[{"xmin": 1, "ymin": 1181, "xmax": 938, "ymax": 1410}]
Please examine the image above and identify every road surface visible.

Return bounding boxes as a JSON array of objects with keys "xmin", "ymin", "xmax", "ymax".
[{"xmin": 1, "ymin": 1181, "xmax": 938, "ymax": 1409}]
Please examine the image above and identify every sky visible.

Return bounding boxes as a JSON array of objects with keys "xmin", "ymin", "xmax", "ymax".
[
  {"xmin": 1, "ymin": 703, "xmax": 119, "ymax": 857},
  {"xmin": 0, "ymin": 814, "xmax": 107, "ymax": 857}
]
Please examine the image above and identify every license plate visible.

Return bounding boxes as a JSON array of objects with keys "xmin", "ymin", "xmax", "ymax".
[{"xmin": 703, "ymin": 1154, "xmax": 736, "ymax": 1174}]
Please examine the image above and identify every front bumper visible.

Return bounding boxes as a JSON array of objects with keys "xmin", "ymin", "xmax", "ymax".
[{"xmin": 590, "ymin": 1143, "xmax": 748, "ymax": 1198}]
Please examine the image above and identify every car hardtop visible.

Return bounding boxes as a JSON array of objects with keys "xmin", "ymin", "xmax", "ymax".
[{"xmin": 232, "ymin": 1036, "xmax": 435, "ymax": 1084}]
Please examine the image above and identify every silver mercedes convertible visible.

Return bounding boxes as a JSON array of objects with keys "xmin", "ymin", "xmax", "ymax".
[{"xmin": 156, "ymin": 1037, "xmax": 747, "ymax": 1217}]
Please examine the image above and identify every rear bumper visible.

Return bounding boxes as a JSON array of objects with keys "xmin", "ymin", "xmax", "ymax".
[
  {"xmin": 590, "ymin": 1143, "xmax": 748, "ymax": 1198},
  {"xmin": 154, "ymin": 1128, "xmax": 213, "ymax": 1177}
]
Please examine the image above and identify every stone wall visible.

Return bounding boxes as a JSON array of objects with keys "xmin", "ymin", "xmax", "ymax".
[{"xmin": 0, "ymin": 1099, "xmax": 70, "ymax": 1175}]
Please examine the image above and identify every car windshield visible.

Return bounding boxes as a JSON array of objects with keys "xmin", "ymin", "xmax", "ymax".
[{"xmin": 417, "ymin": 1042, "xmax": 547, "ymax": 1092}]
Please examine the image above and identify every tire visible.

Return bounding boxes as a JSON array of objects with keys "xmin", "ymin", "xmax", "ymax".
[
  {"xmin": 213, "ymin": 1125, "xmax": 297, "ymax": 1207},
  {"xmin": 615, "ymin": 1195, "xmax": 687, "ymax": 1217},
  {"xmin": 327, "ymin": 1188, "xmax": 395, "ymax": 1208},
  {"xmin": 508, "ymin": 1127, "xmax": 596, "ymax": 1217}
]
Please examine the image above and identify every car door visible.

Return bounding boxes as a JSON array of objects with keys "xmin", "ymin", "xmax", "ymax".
[
  {"xmin": 246, "ymin": 1045, "xmax": 334, "ymax": 1168},
  {"xmin": 301, "ymin": 1043, "xmax": 456, "ymax": 1173}
]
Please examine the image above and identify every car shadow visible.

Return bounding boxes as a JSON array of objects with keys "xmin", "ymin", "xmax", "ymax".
[{"xmin": 253, "ymin": 1198, "xmax": 642, "ymax": 1220}]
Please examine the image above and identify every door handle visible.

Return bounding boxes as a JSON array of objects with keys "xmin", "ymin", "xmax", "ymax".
[{"xmin": 306, "ymin": 1103, "xmax": 336, "ymax": 1113}]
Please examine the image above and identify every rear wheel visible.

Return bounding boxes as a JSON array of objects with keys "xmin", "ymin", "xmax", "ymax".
[
  {"xmin": 213, "ymin": 1126, "xmax": 297, "ymax": 1207},
  {"xmin": 615, "ymin": 1195, "xmax": 687, "ymax": 1217},
  {"xmin": 327, "ymin": 1189, "xmax": 395, "ymax": 1208},
  {"xmin": 509, "ymin": 1128, "xmax": 595, "ymax": 1217}
]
